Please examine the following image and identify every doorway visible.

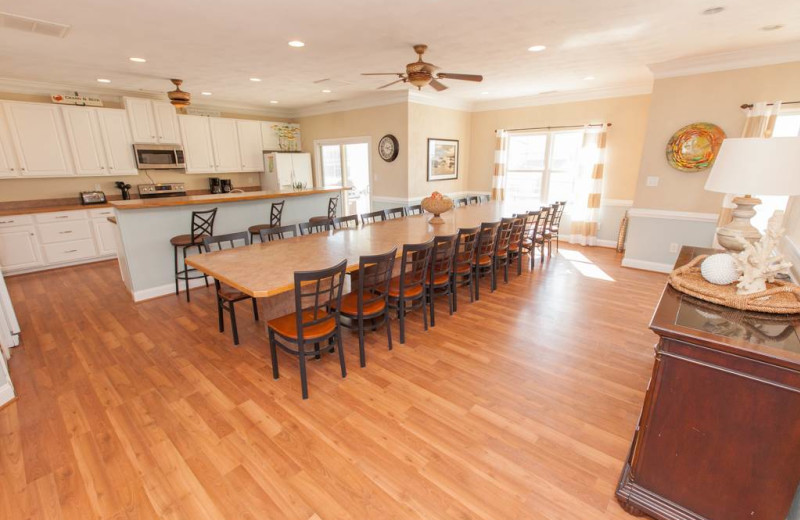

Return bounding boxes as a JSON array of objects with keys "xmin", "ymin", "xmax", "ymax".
[{"xmin": 315, "ymin": 137, "xmax": 372, "ymax": 216}]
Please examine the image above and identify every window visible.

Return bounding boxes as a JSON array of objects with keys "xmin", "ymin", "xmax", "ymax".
[
  {"xmin": 506, "ymin": 130, "xmax": 583, "ymax": 206},
  {"xmin": 752, "ymin": 111, "xmax": 800, "ymax": 231},
  {"xmin": 314, "ymin": 137, "xmax": 372, "ymax": 215}
]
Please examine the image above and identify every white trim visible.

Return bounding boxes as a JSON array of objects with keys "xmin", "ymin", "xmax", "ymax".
[
  {"xmin": 627, "ymin": 208, "xmax": 719, "ymax": 223},
  {"xmin": 408, "ymin": 90, "xmax": 473, "ymax": 112},
  {"xmin": 133, "ymin": 277, "xmax": 209, "ymax": 302},
  {"xmin": 621, "ymin": 257, "xmax": 674, "ymax": 273},
  {"xmin": 371, "ymin": 195, "xmax": 411, "ymax": 204},
  {"xmin": 649, "ymin": 41, "xmax": 800, "ymax": 79},
  {"xmin": 294, "ymin": 91, "xmax": 409, "ymax": 118},
  {"xmin": 596, "ymin": 239, "xmax": 618, "ymax": 249},
  {"xmin": 472, "ymin": 83, "xmax": 653, "ymax": 112},
  {"xmin": 602, "ymin": 198, "xmax": 633, "ymax": 207},
  {"xmin": 0, "ymin": 382, "xmax": 14, "ymax": 408},
  {"xmin": 372, "ymin": 191, "xmax": 491, "ymax": 205}
]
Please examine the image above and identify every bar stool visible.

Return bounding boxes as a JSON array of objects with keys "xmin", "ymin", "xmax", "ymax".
[
  {"xmin": 248, "ymin": 200, "xmax": 284, "ymax": 242},
  {"xmin": 309, "ymin": 195, "xmax": 338, "ymax": 226},
  {"xmin": 171, "ymin": 208, "xmax": 217, "ymax": 302}
]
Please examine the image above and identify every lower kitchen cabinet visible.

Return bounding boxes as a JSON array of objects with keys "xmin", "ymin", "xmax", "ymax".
[{"xmin": 0, "ymin": 225, "xmax": 43, "ymax": 271}]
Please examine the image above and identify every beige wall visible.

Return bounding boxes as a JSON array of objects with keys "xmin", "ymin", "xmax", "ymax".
[
  {"xmin": 632, "ymin": 61, "xmax": 800, "ymax": 213},
  {"xmin": 298, "ymin": 103, "xmax": 409, "ymax": 198},
  {"xmin": 468, "ymin": 95, "xmax": 651, "ymax": 201},
  {"xmin": 407, "ymin": 103, "xmax": 472, "ymax": 198}
]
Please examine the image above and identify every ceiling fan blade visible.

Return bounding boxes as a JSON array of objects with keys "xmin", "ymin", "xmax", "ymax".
[
  {"xmin": 377, "ymin": 79, "xmax": 406, "ymax": 90},
  {"xmin": 361, "ymin": 73, "xmax": 404, "ymax": 76},
  {"xmin": 437, "ymin": 73, "xmax": 483, "ymax": 82},
  {"xmin": 429, "ymin": 79, "xmax": 448, "ymax": 91}
]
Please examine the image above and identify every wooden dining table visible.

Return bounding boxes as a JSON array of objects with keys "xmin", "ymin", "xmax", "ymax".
[{"xmin": 185, "ymin": 202, "xmax": 531, "ymax": 320}]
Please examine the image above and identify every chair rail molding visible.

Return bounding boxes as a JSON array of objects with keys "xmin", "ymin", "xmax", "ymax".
[{"xmin": 627, "ymin": 208, "xmax": 719, "ymax": 223}]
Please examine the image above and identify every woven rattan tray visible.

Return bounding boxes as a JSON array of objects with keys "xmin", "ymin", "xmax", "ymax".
[{"xmin": 668, "ymin": 255, "xmax": 800, "ymax": 314}]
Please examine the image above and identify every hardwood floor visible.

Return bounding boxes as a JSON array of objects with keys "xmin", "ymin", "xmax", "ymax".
[{"xmin": 0, "ymin": 246, "xmax": 666, "ymax": 520}]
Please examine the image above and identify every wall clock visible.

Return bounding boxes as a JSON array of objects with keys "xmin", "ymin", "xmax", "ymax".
[{"xmin": 378, "ymin": 134, "xmax": 399, "ymax": 162}]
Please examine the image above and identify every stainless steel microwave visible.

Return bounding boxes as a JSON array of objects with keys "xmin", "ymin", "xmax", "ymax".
[{"xmin": 133, "ymin": 144, "xmax": 185, "ymax": 170}]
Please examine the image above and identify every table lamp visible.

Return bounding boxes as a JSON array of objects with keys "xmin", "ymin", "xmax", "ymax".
[{"xmin": 704, "ymin": 137, "xmax": 800, "ymax": 251}]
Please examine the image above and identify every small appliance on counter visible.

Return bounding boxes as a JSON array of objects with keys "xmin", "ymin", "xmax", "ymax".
[
  {"xmin": 209, "ymin": 177, "xmax": 222, "ymax": 194},
  {"xmin": 79, "ymin": 191, "xmax": 107, "ymax": 205},
  {"xmin": 220, "ymin": 179, "xmax": 233, "ymax": 193},
  {"xmin": 115, "ymin": 181, "xmax": 132, "ymax": 200},
  {"xmin": 137, "ymin": 183, "xmax": 187, "ymax": 199}
]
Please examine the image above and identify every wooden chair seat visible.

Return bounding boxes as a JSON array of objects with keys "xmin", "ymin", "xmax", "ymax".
[
  {"xmin": 508, "ymin": 243, "xmax": 520, "ymax": 251},
  {"xmin": 267, "ymin": 309, "xmax": 336, "ymax": 340},
  {"xmin": 473, "ymin": 254, "xmax": 492, "ymax": 266},
  {"xmin": 332, "ymin": 292, "xmax": 387, "ymax": 316},
  {"xmin": 170, "ymin": 233, "xmax": 209, "ymax": 246},
  {"xmin": 495, "ymin": 248, "xmax": 508, "ymax": 258},
  {"xmin": 387, "ymin": 276, "xmax": 423, "ymax": 298},
  {"xmin": 428, "ymin": 272, "xmax": 450, "ymax": 286},
  {"xmin": 455, "ymin": 263, "xmax": 471, "ymax": 274},
  {"xmin": 308, "ymin": 216, "xmax": 331, "ymax": 224},
  {"xmin": 217, "ymin": 285, "xmax": 249, "ymax": 302},
  {"xmin": 247, "ymin": 223, "xmax": 275, "ymax": 235}
]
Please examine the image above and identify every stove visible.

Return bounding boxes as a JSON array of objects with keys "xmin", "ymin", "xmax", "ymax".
[{"xmin": 137, "ymin": 183, "xmax": 187, "ymax": 199}]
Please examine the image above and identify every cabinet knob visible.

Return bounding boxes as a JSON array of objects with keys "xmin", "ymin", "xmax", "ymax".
[
  {"xmin": 9, "ymin": 168, "xmax": 14, "ymax": 171},
  {"xmin": 109, "ymin": 167, "xmax": 114, "ymax": 170},
  {"xmin": 21, "ymin": 167, "xmax": 25, "ymax": 171}
]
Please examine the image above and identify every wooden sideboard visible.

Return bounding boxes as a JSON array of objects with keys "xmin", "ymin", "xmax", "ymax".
[{"xmin": 617, "ymin": 246, "xmax": 800, "ymax": 520}]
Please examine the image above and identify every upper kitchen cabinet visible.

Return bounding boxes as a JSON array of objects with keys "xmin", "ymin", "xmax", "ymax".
[
  {"xmin": 3, "ymin": 102, "xmax": 72, "ymax": 177},
  {"xmin": 96, "ymin": 109, "xmax": 137, "ymax": 175},
  {"xmin": 0, "ymin": 106, "xmax": 19, "ymax": 178},
  {"xmin": 61, "ymin": 107, "xmax": 138, "ymax": 176},
  {"xmin": 261, "ymin": 122, "xmax": 301, "ymax": 152},
  {"xmin": 123, "ymin": 97, "xmax": 180, "ymax": 144},
  {"xmin": 179, "ymin": 115, "xmax": 215, "ymax": 173},
  {"xmin": 236, "ymin": 120, "xmax": 263, "ymax": 172},
  {"xmin": 209, "ymin": 117, "xmax": 241, "ymax": 172}
]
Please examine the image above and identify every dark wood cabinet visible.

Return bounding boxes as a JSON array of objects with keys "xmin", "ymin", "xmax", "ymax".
[{"xmin": 617, "ymin": 246, "xmax": 800, "ymax": 520}]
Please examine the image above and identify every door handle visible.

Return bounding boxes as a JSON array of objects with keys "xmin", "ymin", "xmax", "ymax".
[
  {"xmin": 64, "ymin": 249, "xmax": 78, "ymax": 253},
  {"xmin": 58, "ymin": 230, "xmax": 73, "ymax": 234}
]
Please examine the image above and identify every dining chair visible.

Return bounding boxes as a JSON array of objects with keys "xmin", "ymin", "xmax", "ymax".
[
  {"xmin": 260, "ymin": 224, "xmax": 299, "ymax": 241},
  {"xmin": 479, "ymin": 195, "xmax": 491, "ymax": 204},
  {"xmin": 386, "ymin": 207, "xmax": 406, "ymax": 219},
  {"xmin": 541, "ymin": 205, "xmax": 555, "ymax": 257},
  {"xmin": 361, "ymin": 209, "xmax": 387, "ymax": 225},
  {"xmin": 550, "ymin": 201, "xmax": 567, "ymax": 252},
  {"xmin": 467, "ymin": 195, "xmax": 479, "ymax": 205},
  {"xmin": 333, "ymin": 248, "xmax": 396, "ymax": 367},
  {"xmin": 502, "ymin": 217, "xmax": 526, "ymax": 280},
  {"xmin": 493, "ymin": 218, "xmax": 516, "ymax": 285},
  {"xmin": 299, "ymin": 221, "xmax": 331, "ymax": 235},
  {"xmin": 309, "ymin": 195, "xmax": 339, "ymax": 226},
  {"xmin": 514, "ymin": 211, "xmax": 539, "ymax": 274},
  {"xmin": 248, "ymin": 200, "xmax": 284, "ymax": 243},
  {"xmin": 406, "ymin": 204, "xmax": 423, "ymax": 215},
  {"xmin": 332, "ymin": 215, "xmax": 359, "ymax": 229},
  {"xmin": 427, "ymin": 234, "xmax": 457, "ymax": 327},
  {"xmin": 454, "ymin": 197, "xmax": 469, "ymax": 207},
  {"xmin": 472, "ymin": 222, "xmax": 500, "ymax": 300},
  {"xmin": 452, "ymin": 226, "xmax": 479, "ymax": 312},
  {"xmin": 386, "ymin": 240, "xmax": 434, "ymax": 344},
  {"xmin": 532, "ymin": 206, "xmax": 551, "ymax": 264},
  {"xmin": 171, "ymin": 207, "xmax": 217, "ymax": 302},
  {"xmin": 203, "ymin": 232, "xmax": 258, "ymax": 346},
  {"xmin": 266, "ymin": 259, "xmax": 348, "ymax": 399}
]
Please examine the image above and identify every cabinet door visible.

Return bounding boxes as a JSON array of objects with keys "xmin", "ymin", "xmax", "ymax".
[
  {"xmin": 237, "ymin": 120, "xmax": 263, "ymax": 172},
  {"xmin": 210, "ymin": 118, "xmax": 242, "ymax": 172},
  {"xmin": 0, "ymin": 105, "xmax": 19, "ymax": 178},
  {"xmin": 152, "ymin": 102, "xmax": 180, "ymax": 144},
  {"xmin": 5, "ymin": 103, "xmax": 72, "ymax": 177},
  {"xmin": 179, "ymin": 115, "xmax": 215, "ymax": 173},
  {"xmin": 61, "ymin": 107, "xmax": 107, "ymax": 176},
  {"xmin": 97, "ymin": 109, "xmax": 137, "ymax": 175},
  {"xmin": 124, "ymin": 98, "xmax": 157, "ymax": 143},
  {"xmin": 261, "ymin": 121, "xmax": 280, "ymax": 151},
  {"xmin": 92, "ymin": 219, "xmax": 117, "ymax": 256},
  {"xmin": 0, "ymin": 226, "xmax": 43, "ymax": 271}
]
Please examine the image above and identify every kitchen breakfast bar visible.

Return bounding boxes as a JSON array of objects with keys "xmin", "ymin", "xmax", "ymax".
[{"xmin": 110, "ymin": 187, "xmax": 346, "ymax": 301}]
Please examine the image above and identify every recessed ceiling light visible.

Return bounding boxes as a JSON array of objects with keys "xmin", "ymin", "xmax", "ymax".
[
  {"xmin": 481, "ymin": 91, "xmax": 489, "ymax": 95},
  {"xmin": 528, "ymin": 45, "xmax": 546, "ymax": 52},
  {"xmin": 584, "ymin": 75, "xmax": 595, "ymax": 81},
  {"xmin": 249, "ymin": 77, "xmax": 262, "ymax": 82},
  {"xmin": 321, "ymin": 89, "xmax": 331, "ymax": 93},
  {"xmin": 269, "ymin": 100, "xmax": 279, "ymax": 104},
  {"xmin": 288, "ymin": 40, "xmax": 305, "ymax": 47},
  {"xmin": 129, "ymin": 57, "xmax": 146, "ymax": 63},
  {"xmin": 702, "ymin": 7, "xmax": 724, "ymax": 15},
  {"xmin": 96, "ymin": 78, "xmax": 111, "ymax": 83},
  {"xmin": 761, "ymin": 24, "xmax": 784, "ymax": 31},
  {"xmin": 201, "ymin": 91, "xmax": 212, "ymax": 96}
]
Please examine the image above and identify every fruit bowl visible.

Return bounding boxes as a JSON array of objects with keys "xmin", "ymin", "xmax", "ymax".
[{"xmin": 421, "ymin": 192, "xmax": 454, "ymax": 224}]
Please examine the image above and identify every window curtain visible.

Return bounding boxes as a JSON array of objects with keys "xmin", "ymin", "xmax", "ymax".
[
  {"xmin": 716, "ymin": 101, "xmax": 782, "ymax": 228},
  {"xmin": 492, "ymin": 129, "xmax": 509, "ymax": 201},
  {"xmin": 568, "ymin": 125, "xmax": 608, "ymax": 246}
]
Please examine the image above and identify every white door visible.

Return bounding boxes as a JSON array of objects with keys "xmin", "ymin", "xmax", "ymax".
[
  {"xmin": 92, "ymin": 219, "xmax": 117, "ymax": 256},
  {"xmin": 317, "ymin": 139, "xmax": 371, "ymax": 215},
  {"xmin": 61, "ymin": 107, "xmax": 107, "ymax": 176},
  {"xmin": 125, "ymin": 98, "xmax": 157, "ymax": 143},
  {"xmin": 237, "ymin": 120, "xmax": 263, "ymax": 172},
  {"xmin": 97, "ymin": 109, "xmax": 137, "ymax": 175},
  {"xmin": 209, "ymin": 118, "xmax": 241, "ymax": 172},
  {"xmin": 0, "ymin": 227, "xmax": 43, "ymax": 271},
  {"xmin": 5, "ymin": 103, "xmax": 72, "ymax": 177},
  {"xmin": 291, "ymin": 153, "xmax": 313, "ymax": 187},
  {"xmin": 274, "ymin": 153, "xmax": 295, "ymax": 187},
  {"xmin": 179, "ymin": 115, "xmax": 215, "ymax": 173},
  {"xmin": 0, "ymin": 106, "xmax": 18, "ymax": 178},
  {"xmin": 152, "ymin": 102, "xmax": 180, "ymax": 144}
]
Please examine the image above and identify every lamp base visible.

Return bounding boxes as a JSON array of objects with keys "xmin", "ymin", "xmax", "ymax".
[{"xmin": 716, "ymin": 196, "xmax": 762, "ymax": 252}]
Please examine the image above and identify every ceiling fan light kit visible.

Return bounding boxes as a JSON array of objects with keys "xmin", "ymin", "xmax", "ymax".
[
  {"xmin": 167, "ymin": 78, "xmax": 191, "ymax": 108},
  {"xmin": 362, "ymin": 44, "xmax": 483, "ymax": 92}
]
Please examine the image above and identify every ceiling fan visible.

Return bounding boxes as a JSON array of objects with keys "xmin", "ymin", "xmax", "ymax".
[{"xmin": 362, "ymin": 44, "xmax": 483, "ymax": 91}]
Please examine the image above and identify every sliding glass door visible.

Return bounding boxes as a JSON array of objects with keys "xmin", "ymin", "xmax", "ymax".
[{"xmin": 316, "ymin": 138, "xmax": 371, "ymax": 215}]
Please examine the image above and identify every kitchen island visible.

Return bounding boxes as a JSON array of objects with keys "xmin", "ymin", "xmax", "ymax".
[{"xmin": 110, "ymin": 187, "xmax": 345, "ymax": 301}]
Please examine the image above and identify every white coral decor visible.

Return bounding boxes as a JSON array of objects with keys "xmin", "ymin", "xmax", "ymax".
[
  {"xmin": 700, "ymin": 253, "xmax": 739, "ymax": 285},
  {"xmin": 732, "ymin": 210, "xmax": 793, "ymax": 295}
]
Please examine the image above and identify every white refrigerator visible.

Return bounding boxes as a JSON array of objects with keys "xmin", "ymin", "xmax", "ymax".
[
  {"xmin": 0, "ymin": 266, "xmax": 18, "ymax": 406},
  {"xmin": 261, "ymin": 152, "xmax": 313, "ymax": 191}
]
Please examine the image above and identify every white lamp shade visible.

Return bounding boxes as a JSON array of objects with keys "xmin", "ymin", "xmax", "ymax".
[{"xmin": 704, "ymin": 137, "xmax": 800, "ymax": 196}]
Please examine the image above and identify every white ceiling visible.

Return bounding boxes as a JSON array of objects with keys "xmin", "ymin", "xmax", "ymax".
[{"xmin": 1, "ymin": 0, "xmax": 799, "ymax": 113}]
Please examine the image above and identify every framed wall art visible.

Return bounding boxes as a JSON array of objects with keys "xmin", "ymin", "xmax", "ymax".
[{"xmin": 427, "ymin": 138, "xmax": 459, "ymax": 181}]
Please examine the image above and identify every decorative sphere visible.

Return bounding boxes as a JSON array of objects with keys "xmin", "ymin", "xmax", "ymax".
[{"xmin": 700, "ymin": 254, "xmax": 739, "ymax": 285}]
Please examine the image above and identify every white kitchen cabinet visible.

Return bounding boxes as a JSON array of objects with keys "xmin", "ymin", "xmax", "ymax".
[
  {"xmin": 0, "ymin": 226, "xmax": 43, "ymax": 271},
  {"xmin": 96, "ymin": 109, "xmax": 137, "ymax": 175},
  {"xmin": 0, "ymin": 106, "xmax": 19, "ymax": 179},
  {"xmin": 179, "ymin": 115, "xmax": 215, "ymax": 173},
  {"xmin": 123, "ymin": 97, "xmax": 180, "ymax": 144},
  {"xmin": 92, "ymin": 218, "xmax": 117, "ymax": 255},
  {"xmin": 61, "ymin": 106, "xmax": 107, "ymax": 176},
  {"xmin": 209, "ymin": 118, "xmax": 241, "ymax": 172},
  {"xmin": 152, "ymin": 102, "xmax": 180, "ymax": 144},
  {"xmin": 236, "ymin": 120, "xmax": 263, "ymax": 172},
  {"xmin": 4, "ymin": 102, "xmax": 72, "ymax": 177}
]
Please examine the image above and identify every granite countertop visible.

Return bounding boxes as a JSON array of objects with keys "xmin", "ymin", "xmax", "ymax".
[{"xmin": 109, "ymin": 187, "xmax": 347, "ymax": 210}]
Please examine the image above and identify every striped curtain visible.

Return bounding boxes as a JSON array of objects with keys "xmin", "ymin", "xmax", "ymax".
[
  {"xmin": 491, "ymin": 130, "xmax": 509, "ymax": 201},
  {"xmin": 717, "ymin": 101, "xmax": 782, "ymax": 228},
  {"xmin": 569, "ymin": 125, "xmax": 608, "ymax": 246}
]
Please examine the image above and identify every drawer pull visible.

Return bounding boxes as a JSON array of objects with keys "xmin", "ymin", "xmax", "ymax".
[
  {"xmin": 0, "ymin": 220, "xmax": 13, "ymax": 224},
  {"xmin": 64, "ymin": 249, "xmax": 78, "ymax": 253},
  {"xmin": 55, "ymin": 216, "xmax": 69, "ymax": 219},
  {"xmin": 58, "ymin": 230, "xmax": 73, "ymax": 234}
]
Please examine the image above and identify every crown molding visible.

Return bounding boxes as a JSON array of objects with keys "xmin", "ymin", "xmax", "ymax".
[
  {"xmin": 407, "ymin": 90, "xmax": 473, "ymax": 112},
  {"xmin": 649, "ymin": 40, "xmax": 800, "ymax": 79},
  {"xmin": 471, "ymin": 82, "xmax": 653, "ymax": 112}
]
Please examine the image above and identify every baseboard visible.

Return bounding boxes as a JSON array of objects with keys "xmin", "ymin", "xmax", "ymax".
[
  {"xmin": 621, "ymin": 257, "xmax": 674, "ymax": 273},
  {"xmin": 133, "ymin": 277, "xmax": 210, "ymax": 302},
  {"xmin": 596, "ymin": 239, "xmax": 618, "ymax": 249},
  {"xmin": 0, "ymin": 382, "xmax": 15, "ymax": 408},
  {"xmin": 4, "ymin": 254, "xmax": 117, "ymax": 277}
]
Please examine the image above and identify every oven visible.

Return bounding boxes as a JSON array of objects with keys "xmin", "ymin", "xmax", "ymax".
[
  {"xmin": 137, "ymin": 183, "xmax": 187, "ymax": 199},
  {"xmin": 133, "ymin": 144, "xmax": 185, "ymax": 170}
]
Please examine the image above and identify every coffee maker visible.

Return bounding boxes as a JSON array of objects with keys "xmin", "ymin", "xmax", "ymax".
[
  {"xmin": 209, "ymin": 177, "xmax": 222, "ymax": 194},
  {"xmin": 220, "ymin": 179, "xmax": 233, "ymax": 193}
]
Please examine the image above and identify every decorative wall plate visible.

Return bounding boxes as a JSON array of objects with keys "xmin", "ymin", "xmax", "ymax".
[{"xmin": 666, "ymin": 122, "xmax": 726, "ymax": 172}]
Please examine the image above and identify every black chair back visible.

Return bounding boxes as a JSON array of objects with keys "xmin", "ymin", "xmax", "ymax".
[
  {"xmin": 332, "ymin": 215, "xmax": 359, "ymax": 229},
  {"xmin": 191, "ymin": 208, "xmax": 217, "ymax": 242},
  {"xmin": 496, "ymin": 218, "xmax": 516, "ymax": 253},
  {"xmin": 406, "ymin": 204, "xmax": 423, "ymax": 215},
  {"xmin": 479, "ymin": 195, "xmax": 491, "ymax": 203},
  {"xmin": 476, "ymin": 222, "xmax": 501, "ymax": 260},
  {"xmin": 535, "ymin": 207, "xmax": 550, "ymax": 236},
  {"xmin": 327, "ymin": 196, "xmax": 339, "ymax": 219},
  {"xmin": 357, "ymin": 249, "xmax": 396, "ymax": 314},
  {"xmin": 386, "ymin": 207, "xmax": 406, "ymax": 219},
  {"xmin": 398, "ymin": 240, "xmax": 434, "ymax": 297},
  {"xmin": 454, "ymin": 198, "xmax": 468, "ymax": 207},
  {"xmin": 454, "ymin": 226, "xmax": 480, "ymax": 272},
  {"xmin": 202, "ymin": 231, "xmax": 249, "ymax": 253},
  {"xmin": 292, "ymin": 259, "xmax": 347, "ymax": 344},
  {"xmin": 430, "ymin": 235, "xmax": 457, "ymax": 284},
  {"xmin": 551, "ymin": 201, "xmax": 566, "ymax": 229},
  {"xmin": 270, "ymin": 201, "xmax": 285, "ymax": 227},
  {"xmin": 299, "ymin": 221, "xmax": 331, "ymax": 235},
  {"xmin": 467, "ymin": 196, "xmax": 479, "ymax": 205},
  {"xmin": 361, "ymin": 210, "xmax": 387, "ymax": 225},
  {"xmin": 260, "ymin": 224, "xmax": 299, "ymax": 241}
]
